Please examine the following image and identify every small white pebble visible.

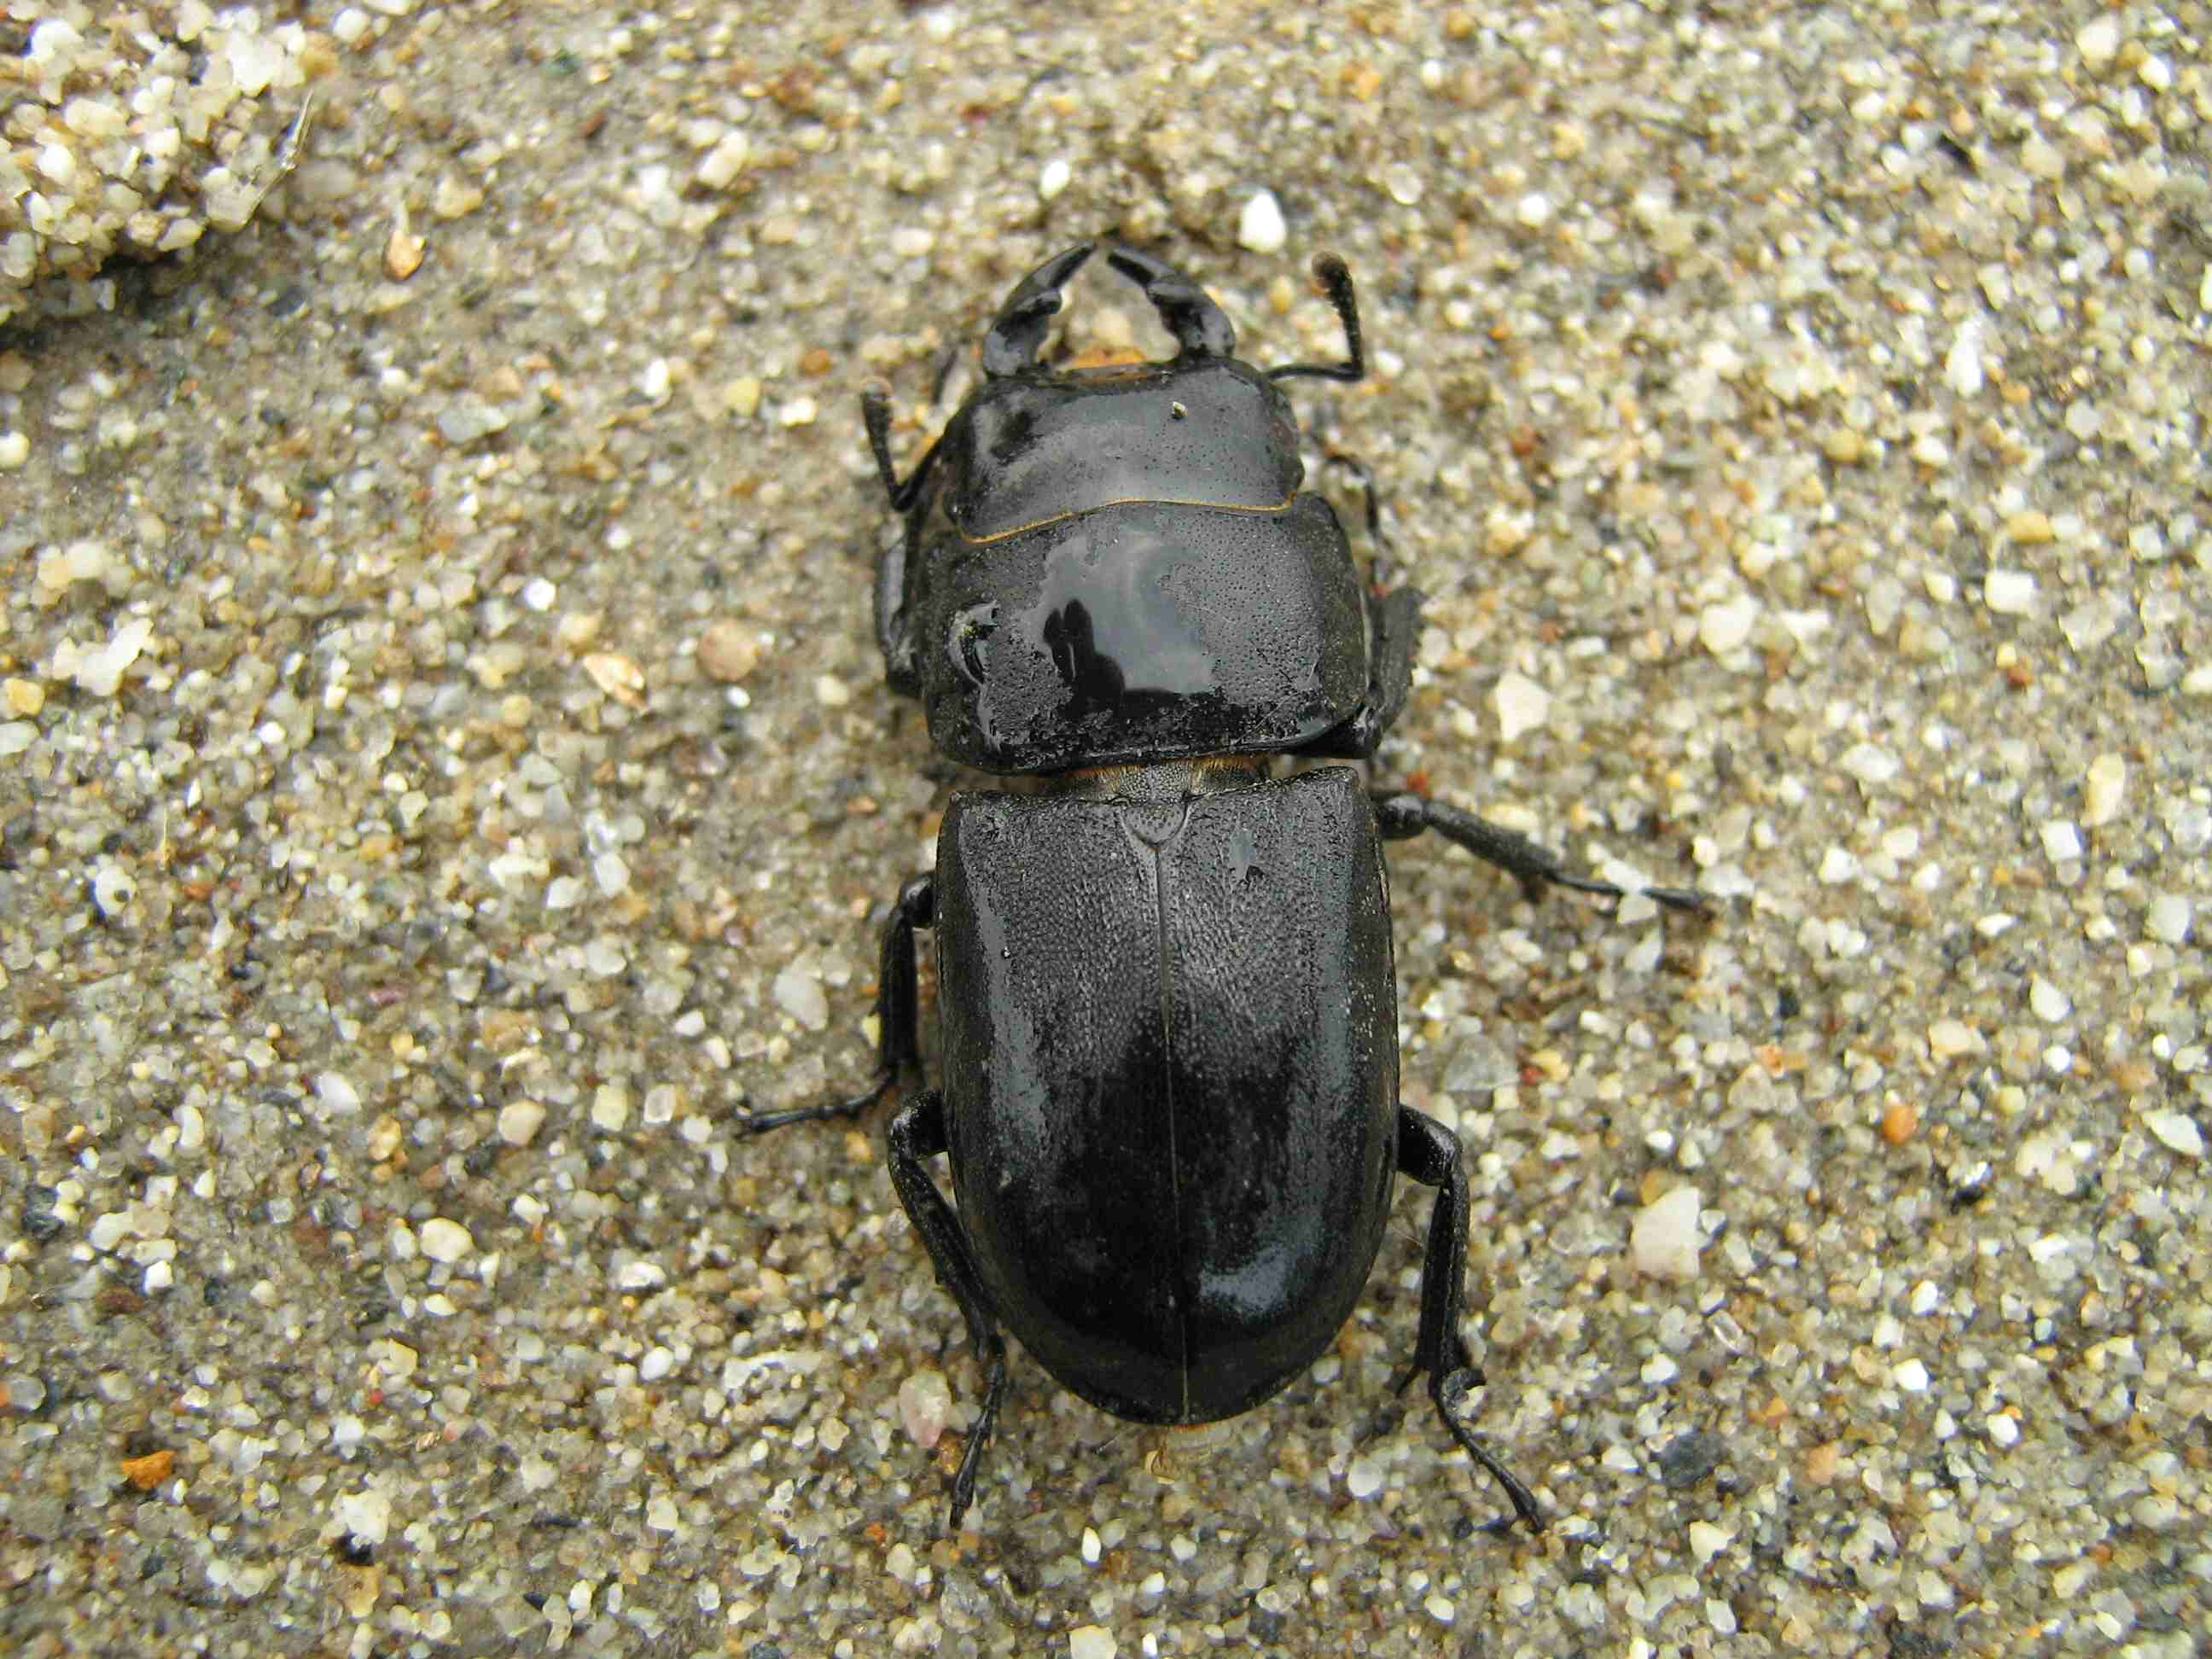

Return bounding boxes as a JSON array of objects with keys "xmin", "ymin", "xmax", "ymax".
[
  {"xmin": 1513, "ymin": 192, "xmax": 1552, "ymax": 228},
  {"xmin": 1068, "ymin": 1628, "xmax": 1116, "ymax": 1659},
  {"xmin": 1698, "ymin": 596, "xmax": 1757, "ymax": 654},
  {"xmin": 1493, "ymin": 672, "xmax": 1549, "ymax": 742},
  {"xmin": 2075, "ymin": 16, "xmax": 2120, "ymax": 71},
  {"xmin": 1928, "ymin": 1019, "xmax": 1983, "ymax": 1059},
  {"xmin": 1839, "ymin": 743, "xmax": 1900, "ymax": 786},
  {"xmin": 1080, "ymin": 1527, "xmax": 1101, "ymax": 1564},
  {"xmin": 775, "ymin": 966, "xmax": 828, "ymax": 1030},
  {"xmin": 333, "ymin": 8, "xmax": 371, "ymax": 45},
  {"xmin": 1987, "ymin": 1412, "xmax": 2020, "ymax": 1448},
  {"xmin": 591, "ymin": 1085, "xmax": 631, "ymax": 1132},
  {"xmin": 898, "ymin": 1369, "xmax": 952, "ymax": 1450},
  {"xmin": 1238, "ymin": 189, "xmax": 1287, "ymax": 254},
  {"xmin": 91, "ymin": 864, "xmax": 137, "ymax": 917},
  {"xmin": 1894, "ymin": 1358, "xmax": 1931, "ymax": 1393},
  {"xmin": 418, "ymin": 1218, "xmax": 474, "ymax": 1263},
  {"xmin": 777, "ymin": 396, "xmax": 818, "ymax": 428},
  {"xmin": 498, "ymin": 1099, "xmax": 546, "ymax": 1146},
  {"xmin": 1039, "ymin": 157, "xmax": 1072, "ymax": 201},
  {"xmin": 317, "ymin": 1071, "xmax": 363, "ymax": 1115},
  {"xmin": 1630, "ymin": 1186, "xmax": 1704, "ymax": 1281},
  {"xmin": 2040, "ymin": 819, "xmax": 2083, "ymax": 863},
  {"xmin": 2029, "ymin": 976, "xmax": 2072, "ymax": 1023},
  {"xmin": 0, "ymin": 433, "xmax": 27, "ymax": 469},
  {"xmin": 697, "ymin": 131, "xmax": 750, "ymax": 189},
  {"xmin": 2082, "ymin": 754, "xmax": 2126, "ymax": 827},
  {"xmin": 2145, "ymin": 894, "xmax": 2192, "ymax": 944},
  {"xmin": 2143, "ymin": 1110, "xmax": 2203, "ymax": 1159},
  {"xmin": 1983, "ymin": 570, "xmax": 2036, "ymax": 615},
  {"xmin": 336, "ymin": 1487, "xmax": 393, "ymax": 1546},
  {"xmin": 1345, "ymin": 1454, "xmax": 1386, "ymax": 1498},
  {"xmin": 1819, "ymin": 847, "xmax": 1859, "ymax": 883},
  {"xmin": 639, "ymin": 1346, "xmax": 674, "ymax": 1382},
  {"xmin": 1944, "ymin": 322, "xmax": 1983, "ymax": 397}
]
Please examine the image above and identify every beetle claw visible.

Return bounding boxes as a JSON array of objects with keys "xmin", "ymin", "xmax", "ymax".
[
  {"xmin": 1102, "ymin": 244, "xmax": 1237, "ymax": 358},
  {"xmin": 1435, "ymin": 1368, "xmax": 1545, "ymax": 1535},
  {"xmin": 730, "ymin": 1070, "xmax": 895, "ymax": 1137},
  {"xmin": 981, "ymin": 242, "xmax": 1097, "ymax": 376}
]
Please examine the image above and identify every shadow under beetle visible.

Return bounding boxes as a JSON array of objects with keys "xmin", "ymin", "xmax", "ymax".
[{"xmin": 738, "ymin": 242, "xmax": 1705, "ymax": 1533}]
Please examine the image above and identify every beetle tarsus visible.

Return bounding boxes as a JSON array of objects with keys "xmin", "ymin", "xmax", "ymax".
[
  {"xmin": 1373, "ymin": 790, "xmax": 1708, "ymax": 913},
  {"xmin": 731, "ymin": 1071, "xmax": 894, "ymax": 1135},
  {"xmin": 1397, "ymin": 1104, "xmax": 1545, "ymax": 1534},
  {"xmin": 735, "ymin": 875, "xmax": 934, "ymax": 1136}
]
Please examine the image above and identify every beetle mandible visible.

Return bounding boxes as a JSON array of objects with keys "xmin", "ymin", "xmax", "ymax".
[{"xmin": 738, "ymin": 242, "xmax": 1705, "ymax": 1533}]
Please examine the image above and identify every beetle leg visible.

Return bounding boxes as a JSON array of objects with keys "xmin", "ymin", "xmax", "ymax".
[
  {"xmin": 731, "ymin": 875, "xmax": 934, "ymax": 1134},
  {"xmin": 1322, "ymin": 452, "xmax": 1393, "ymax": 551},
  {"xmin": 1373, "ymin": 791, "xmax": 1708, "ymax": 913},
  {"xmin": 1103, "ymin": 245, "xmax": 1237, "ymax": 358},
  {"xmin": 981, "ymin": 242, "xmax": 1098, "ymax": 376},
  {"xmin": 1266, "ymin": 253, "xmax": 1365, "ymax": 384},
  {"xmin": 887, "ymin": 1088, "xmax": 1012, "ymax": 1532},
  {"xmin": 1395, "ymin": 1105, "xmax": 1545, "ymax": 1534},
  {"xmin": 859, "ymin": 382, "xmax": 941, "ymax": 515}
]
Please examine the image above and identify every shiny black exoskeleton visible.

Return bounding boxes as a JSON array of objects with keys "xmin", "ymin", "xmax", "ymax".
[{"xmin": 739, "ymin": 243, "xmax": 1704, "ymax": 1534}]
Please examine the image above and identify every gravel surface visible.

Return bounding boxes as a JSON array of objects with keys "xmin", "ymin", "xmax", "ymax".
[{"xmin": 3, "ymin": 3, "xmax": 2209, "ymax": 1655}]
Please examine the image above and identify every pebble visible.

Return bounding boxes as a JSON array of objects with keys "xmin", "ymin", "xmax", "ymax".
[
  {"xmin": 55, "ymin": 616, "xmax": 151, "ymax": 697},
  {"xmin": 419, "ymin": 1218, "xmax": 474, "ymax": 1263},
  {"xmin": 2141, "ymin": 1111, "xmax": 2202, "ymax": 1158},
  {"xmin": 2075, "ymin": 16, "xmax": 2120, "ymax": 71},
  {"xmin": 316, "ymin": 1072, "xmax": 363, "ymax": 1115},
  {"xmin": 1039, "ymin": 157, "xmax": 1072, "ymax": 201},
  {"xmin": 1929, "ymin": 1019, "xmax": 1983, "ymax": 1059},
  {"xmin": 1630, "ymin": 1185, "xmax": 1704, "ymax": 1281},
  {"xmin": 1238, "ymin": 189, "xmax": 1287, "ymax": 254},
  {"xmin": 697, "ymin": 620, "xmax": 758, "ymax": 681},
  {"xmin": 697, "ymin": 131, "xmax": 750, "ymax": 189},
  {"xmin": 774, "ymin": 966, "xmax": 828, "ymax": 1030},
  {"xmin": 1493, "ymin": 672, "xmax": 1549, "ymax": 742},
  {"xmin": 498, "ymin": 1100, "xmax": 546, "ymax": 1146},
  {"xmin": 1698, "ymin": 596, "xmax": 1757, "ymax": 654},
  {"xmin": 898, "ymin": 1369, "xmax": 952, "ymax": 1449},
  {"xmin": 2081, "ymin": 754, "xmax": 2125, "ymax": 827},
  {"xmin": 1838, "ymin": 742, "xmax": 1899, "ymax": 786},
  {"xmin": 1983, "ymin": 570, "xmax": 2036, "ymax": 614},
  {"xmin": 1069, "ymin": 1627, "xmax": 1116, "ymax": 1659},
  {"xmin": 2029, "ymin": 977, "xmax": 2071, "ymax": 1023},
  {"xmin": 2144, "ymin": 894, "xmax": 2192, "ymax": 945},
  {"xmin": 90, "ymin": 864, "xmax": 137, "ymax": 917}
]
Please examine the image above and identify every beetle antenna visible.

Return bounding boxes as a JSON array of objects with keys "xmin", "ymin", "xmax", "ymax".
[{"xmin": 1268, "ymin": 253, "xmax": 1365, "ymax": 383}]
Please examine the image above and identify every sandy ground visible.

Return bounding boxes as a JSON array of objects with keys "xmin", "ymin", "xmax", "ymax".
[{"xmin": 3, "ymin": 3, "xmax": 2209, "ymax": 1655}]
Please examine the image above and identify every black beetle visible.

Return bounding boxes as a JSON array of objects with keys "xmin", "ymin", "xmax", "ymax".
[{"xmin": 740, "ymin": 243, "xmax": 1704, "ymax": 1533}]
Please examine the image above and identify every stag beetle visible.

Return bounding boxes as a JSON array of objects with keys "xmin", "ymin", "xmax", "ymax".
[{"xmin": 738, "ymin": 242, "xmax": 1704, "ymax": 1533}]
